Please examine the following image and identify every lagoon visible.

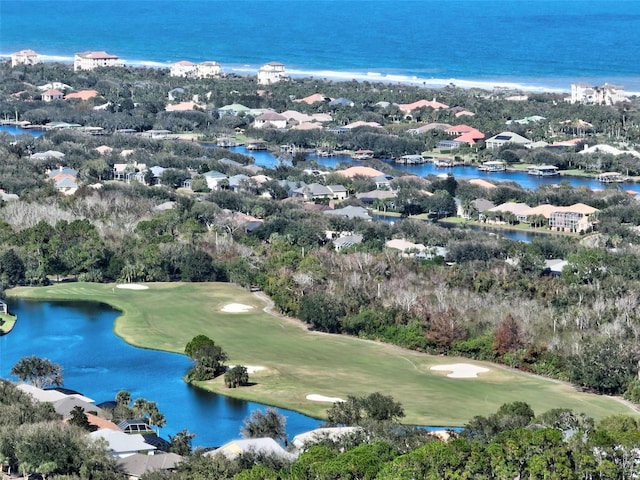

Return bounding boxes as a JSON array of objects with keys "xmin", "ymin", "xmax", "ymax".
[{"xmin": 0, "ymin": 298, "xmax": 321, "ymax": 448}]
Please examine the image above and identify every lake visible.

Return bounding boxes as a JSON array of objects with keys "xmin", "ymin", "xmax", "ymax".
[{"xmin": 0, "ymin": 298, "xmax": 321, "ymax": 448}]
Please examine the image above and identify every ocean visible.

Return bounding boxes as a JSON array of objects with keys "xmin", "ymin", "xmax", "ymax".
[{"xmin": 2, "ymin": 0, "xmax": 640, "ymax": 93}]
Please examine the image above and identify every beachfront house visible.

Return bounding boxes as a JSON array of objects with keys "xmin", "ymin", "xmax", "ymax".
[
  {"xmin": 74, "ymin": 51, "xmax": 120, "ymax": 71},
  {"xmin": 569, "ymin": 83, "xmax": 626, "ymax": 106},
  {"xmin": 257, "ymin": 62, "xmax": 286, "ymax": 85},
  {"xmin": 169, "ymin": 60, "xmax": 197, "ymax": 77},
  {"xmin": 198, "ymin": 61, "xmax": 221, "ymax": 78},
  {"xmin": 11, "ymin": 49, "xmax": 41, "ymax": 67}
]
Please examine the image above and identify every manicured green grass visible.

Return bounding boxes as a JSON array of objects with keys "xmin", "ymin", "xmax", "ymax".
[
  {"xmin": 0, "ymin": 313, "xmax": 17, "ymax": 335},
  {"xmin": 7, "ymin": 282, "xmax": 638, "ymax": 425}
]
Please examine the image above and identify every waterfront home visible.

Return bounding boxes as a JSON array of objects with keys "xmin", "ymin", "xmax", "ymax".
[
  {"xmin": 41, "ymin": 89, "xmax": 64, "ymax": 102},
  {"xmin": 486, "ymin": 202, "xmax": 531, "ymax": 223},
  {"xmin": 169, "ymin": 60, "xmax": 197, "ymax": 77},
  {"xmin": 253, "ymin": 111, "xmax": 287, "ymax": 129},
  {"xmin": 257, "ymin": 62, "xmax": 286, "ymax": 85},
  {"xmin": 74, "ymin": 51, "xmax": 120, "ymax": 71},
  {"xmin": 11, "ymin": 49, "xmax": 41, "ymax": 67},
  {"xmin": 198, "ymin": 61, "xmax": 221, "ymax": 78},
  {"xmin": 548, "ymin": 203, "xmax": 599, "ymax": 233},
  {"xmin": 90, "ymin": 429, "xmax": 156, "ymax": 458},
  {"xmin": 527, "ymin": 165, "xmax": 559, "ymax": 176},
  {"xmin": 485, "ymin": 132, "xmax": 532, "ymax": 149},
  {"xmin": 569, "ymin": 82, "xmax": 626, "ymax": 106}
]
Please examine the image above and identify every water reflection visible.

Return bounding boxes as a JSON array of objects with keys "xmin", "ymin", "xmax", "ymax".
[{"xmin": 0, "ymin": 299, "xmax": 321, "ymax": 448}]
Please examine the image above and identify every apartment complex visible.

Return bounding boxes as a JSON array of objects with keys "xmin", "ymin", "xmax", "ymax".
[{"xmin": 74, "ymin": 51, "xmax": 120, "ymax": 71}]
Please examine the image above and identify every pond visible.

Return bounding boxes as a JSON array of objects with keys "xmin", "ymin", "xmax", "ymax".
[{"xmin": 0, "ymin": 299, "xmax": 321, "ymax": 448}]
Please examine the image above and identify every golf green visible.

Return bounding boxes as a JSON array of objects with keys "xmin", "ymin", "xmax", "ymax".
[{"xmin": 8, "ymin": 282, "xmax": 638, "ymax": 425}]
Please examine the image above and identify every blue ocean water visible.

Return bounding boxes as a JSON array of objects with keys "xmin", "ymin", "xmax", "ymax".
[{"xmin": 2, "ymin": 0, "xmax": 640, "ymax": 92}]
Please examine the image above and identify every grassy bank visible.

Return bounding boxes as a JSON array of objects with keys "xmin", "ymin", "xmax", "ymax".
[
  {"xmin": 7, "ymin": 282, "xmax": 637, "ymax": 425},
  {"xmin": 0, "ymin": 313, "xmax": 17, "ymax": 335},
  {"xmin": 439, "ymin": 216, "xmax": 579, "ymax": 237}
]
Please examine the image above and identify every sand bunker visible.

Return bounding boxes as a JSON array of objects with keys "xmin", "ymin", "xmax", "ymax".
[
  {"xmin": 229, "ymin": 365, "xmax": 266, "ymax": 374},
  {"xmin": 116, "ymin": 284, "xmax": 149, "ymax": 290},
  {"xmin": 306, "ymin": 394, "xmax": 345, "ymax": 403},
  {"xmin": 221, "ymin": 303, "xmax": 254, "ymax": 313},
  {"xmin": 430, "ymin": 363, "xmax": 490, "ymax": 379}
]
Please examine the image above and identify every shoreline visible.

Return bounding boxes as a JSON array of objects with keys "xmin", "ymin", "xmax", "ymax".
[
  {"xmin": 3, "ymin": 52, "xmax": 629, "ymax": 95},
  {"xmin": 6, "ymin": 282, "xmax": 639, "ymax": 426}
]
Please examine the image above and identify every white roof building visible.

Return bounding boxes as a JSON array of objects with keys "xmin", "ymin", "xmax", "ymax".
[
  {"xmin": 90, "ymin": 430, "xmax": 156, "ymax": 458},
  {"xmin": 11, "ymin": 49, "xmax": 41, "ymax": 67},
  {"xmin": 257, "ymin": 62, "xmax": 286, "ymax": 85}
]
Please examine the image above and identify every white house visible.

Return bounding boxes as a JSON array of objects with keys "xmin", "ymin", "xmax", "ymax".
[
  {"xmin": 197, "ymin": 61, "xmax": 221, "ymax": 78},
  {"xmin": 569, "ymin": 83, "xmax": 626, "ymax": 105},
  {"xmin": 257, "ymin": 62, "xmax": 286, "ymax": 85},
  {"xmin": 169, "ymin": 60, "xmax": 197, "ymax": 77},
  {"xmin": 11, "ymin": 49, "xmax": 41, "ymax": 67},
  {"xmin": 74, "ymin": 51, "xmax": 120, "ymax": 71},
  {"xmin": 253, "ymin": 111, "xmax": 287, "ymax": 129}
]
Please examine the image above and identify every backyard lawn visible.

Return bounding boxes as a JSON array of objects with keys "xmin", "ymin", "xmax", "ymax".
[{"xmin": 8, "ymin": 282, "xmax": 638, "ymax": 425}]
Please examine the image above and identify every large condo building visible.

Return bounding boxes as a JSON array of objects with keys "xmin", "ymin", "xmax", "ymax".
[{"xmin": 73, "ymin": 51, "xmax": 120, "ymax": 71}]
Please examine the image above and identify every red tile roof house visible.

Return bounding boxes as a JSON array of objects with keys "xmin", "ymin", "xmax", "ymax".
[
  {"xmin": 398, "ymin": 98, "xmax": 450, "ymax": 114},
  {"xmin": 41, "ymin": 89, "xmax": 64, "ymax": 102},
  {"xmin": 65, "ymin": 89, "xmax": 100, "ymax": 101}
]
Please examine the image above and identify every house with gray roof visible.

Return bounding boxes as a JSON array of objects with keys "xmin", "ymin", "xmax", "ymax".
[
  {"xmin": 32, "ymin": 150, "xmax": 66, "ymax": 160},
  {"xmin": 53, "ymin": 396, "xmax": 103, "ymax": 419},
  {"xmin": 332, "ymin": 234, "xmax": 364, "ymax": 251},
  {"xmin": 202, "ymin": 170, "xmax": 228, "ymax": 190},
  {"xmin": 116, "ymin": 452, "xmax": 183, "ymax": 479},
  {"xmin": 324, "ymin": 205, "xmax": 371, "ymax": 220},
  {"xmin": 90, "ymin": 429, "xmax": 156, "ymax": 458},
  {"xmin": 356, "ymin": 189, "xmax": 397, "ymax": 205},
  {"xmin": 217, "ymin": 103, "xmax": 251, "ymax": 116},
  {"xmin": 485, "ymin": 131, "xmax": 533, "ymax": 149},
  {"xmin": 293, "ymin": 183, "xmax": 332, "ymax": 201},
  {"xmin": 227, "ymin": 174, "xmax": 252, "ymax": 192},
  {"xmin": 218, "ymin": 158, "xmax": 243, "ymax": 168}
]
